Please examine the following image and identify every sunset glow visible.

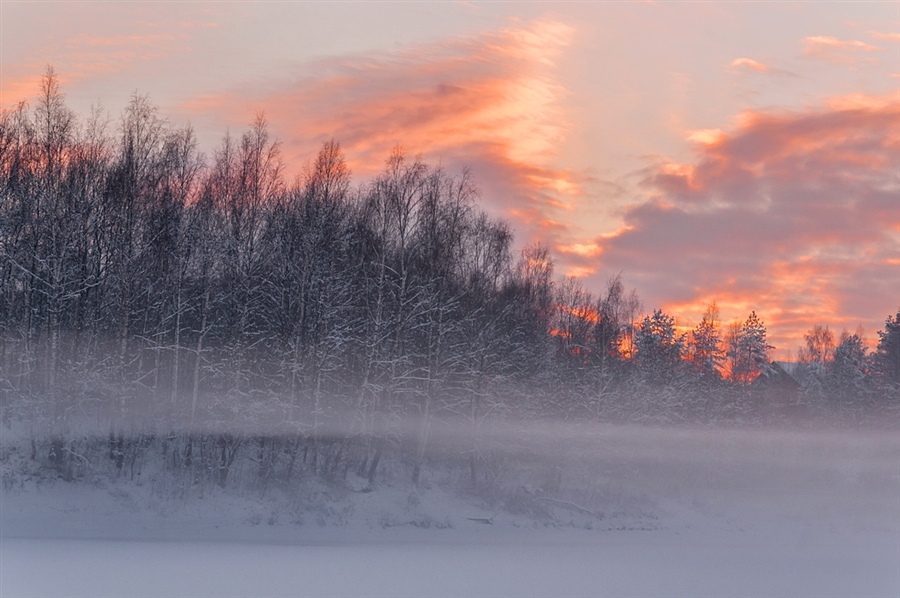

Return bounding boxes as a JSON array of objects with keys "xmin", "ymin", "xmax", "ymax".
[{"xmin": 2, "ymin": 2, "xmax": 897, "ymax": 358}]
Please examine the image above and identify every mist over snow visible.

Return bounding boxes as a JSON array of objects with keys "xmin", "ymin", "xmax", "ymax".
[{"xmin": 2, "ymin": 418, "xmax": 899, "ymax": 597}]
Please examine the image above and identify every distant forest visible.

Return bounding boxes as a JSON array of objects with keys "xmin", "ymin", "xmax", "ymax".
[{"xmin": 2, "ymin": 70, "xmax": 898, "ymax": 488}]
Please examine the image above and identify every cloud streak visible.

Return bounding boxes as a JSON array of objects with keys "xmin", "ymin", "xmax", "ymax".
[
  {"xmin": 731, "ymin": 57, "xmax": 771, "ymax": 72},
  {"xmin": 179, "ymin": 19, "xmax": 587, "ymax": 245},
  {"xmin": 583, "ymin": 94, "xmax": 900, "ymax": 354},
  {"xmin": 729, "ymin": 57, "xmax": 796, "ymax": 78},
  {"xmin": 869, "ymin": 31, "xmax": 900, "ymax": 43},
  {"xmin": 802, "ymin": 35, "xmax": 882, "ymax": 64},
  {"xmin": 0, "ymin": 12, "xmax": 218, "ymax": 110},
  {"xmin": 60, "ymin": 32, "xmax": 185, "ymax": 77}
]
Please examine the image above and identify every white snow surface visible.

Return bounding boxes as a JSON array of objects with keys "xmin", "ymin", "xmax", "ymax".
[
  {"xmin": 2, "ymin": 424, "xmax": 898, "ymax": 597},
  {"xmin": 4, "ymin": 527, "xmax": 897, "ymax": 598}
]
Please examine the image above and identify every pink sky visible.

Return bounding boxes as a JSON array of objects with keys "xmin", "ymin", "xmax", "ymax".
[{"xmin": 2, "ymin": 2, "xmax": 898, "ymax": 358}]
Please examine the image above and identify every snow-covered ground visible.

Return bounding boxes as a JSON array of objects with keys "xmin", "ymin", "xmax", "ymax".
[
  {"xmin": 4, "ymin": 525, "xmax": 897, "ymax": 598},
  {"xmin": 2, "ymin": 424, "xmax": 898, "ymax": 597}
]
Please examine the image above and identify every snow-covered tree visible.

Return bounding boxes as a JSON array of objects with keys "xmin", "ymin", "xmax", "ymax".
[
  {"xmin": 872, "ymin": 311, "xmax": 900, "ymax": 392},
  {"xmin": 827, "ymin": 331, "xmax": 872, "ymax": 412},
  {"xmin": 634, "ymin": 309, "xmax": 685, "ymax": 386},
  {"xmin": 727, "ymin": 311, "xmax": 771, "ymax": 385},
  {"xmin": 689, "ymin": 302, "xmax": 724, "ymax": 380}
]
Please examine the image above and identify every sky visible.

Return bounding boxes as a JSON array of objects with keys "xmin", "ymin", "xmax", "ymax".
[{"xmin": 2, "ymin": 1, "xmax": 898, "ymax": 358}]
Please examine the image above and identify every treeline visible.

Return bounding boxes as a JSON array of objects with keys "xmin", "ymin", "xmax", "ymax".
[{"xmin": 1, "ymin": 70, "xmax": 898, "ymax": 490}]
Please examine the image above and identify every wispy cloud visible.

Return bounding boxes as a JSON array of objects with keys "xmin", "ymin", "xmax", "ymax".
[
  {"xmin": 579, "ymin": 94, "xmax": 900, "ymax": 354},
  {"xmin": 75, "ymin": 33, "xmax": 177, "ymax": 48},
  {"xmin": 557, "ymin": 242, "xmax": 604, "ymax": 258},
  {"xmin": 869, "ymin": 31, "xmax": 900, "ymax": 43},
  {"xmin": 0, "ymin": 18, "xmax": 214, "ymax": 106},
  {"xmin": 60, "ymin": 32, "xmax": 184, "ymax": 76},
  {"xmin": 729, "ymin": 57, "xmax": 796, "ymax": 77},
  {"xmin": 0, "ymin": 74, "xmax": 45, "ymax": 110},
  {"xmin": 179, "ymin": 19, "xmax": 586, "ymax": 244},
  {"xmin": 731, "ymin": 57, "xmax": 771, "ymax": 72},
  {"xmin": 802, "ymin": 35, "xmax": 882, "ymax": 64}
]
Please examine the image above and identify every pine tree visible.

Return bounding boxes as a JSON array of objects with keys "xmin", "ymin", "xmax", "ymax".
[
  {"xmin": 827, "ymin": 331, "xmax": 871, "ymax": 411},
  {"xmin": 689, "ymin": 302, "xmax": 724, "ymax": 380},
  {"xmin": 727, "ymin": 311, "xmax": 771, "ymax": 385},
  {"xmin": 634, "ymin": 309, "xmax": 685, "ymax": 385},
  {"xmin": 873, "ymin": 311, "xmax": 900, "ymax": 391}
]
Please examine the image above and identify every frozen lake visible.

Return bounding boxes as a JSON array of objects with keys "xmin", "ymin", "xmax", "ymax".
[
  {"xmin": 3, "ymin": 424, "xmax": 898, "ymax": 597},
  {"xmin": 3, "ymin": 524, "xmax": 898, "ymax": 598}
]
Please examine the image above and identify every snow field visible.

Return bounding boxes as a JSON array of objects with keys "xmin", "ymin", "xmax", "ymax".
[{"xmin": 2, "ymin": 424, "xmax": 898, "ymax": 597}]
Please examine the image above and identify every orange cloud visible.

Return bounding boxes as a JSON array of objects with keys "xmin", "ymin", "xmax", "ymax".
[
  {"xmin": 0, "ymin": 74, "xmax": 45, "ymax": 110},
  {"xmin": 825, "ymin": 91, "xmax": 900, "ymax": 111},
  {"xmin": 729, "ymin": 57, "xmax": 796, "ymax": 78},
  {"xmin": 75, "ymin": 33, "xmax": 177, "ymax": 47},
  {"xmin": 802, "ymin": 35, "xmax": 882, "ymax": 64},
  {"xmin": 731, "ymin": 57, "xmax": 770, "ymax": 72},
  {"xmin": 565, "ymin": 266, "xmax": 598, "ymax": 278},
  {"xmin": 508, "ymin": 208, "xmax": 569, "ymax": 235},
  {"xmin": 58, "ymin": 32, "xmax": 186, "ymax": 78},
  {"xmin": 557, "ymin": 242, "xmax": 604, "ymax": 258},
  {"xmin": 178, "ymin": 19, "xmax": 584, "ymax": 246},
  {"xmin": 1, "ymin": 15, "xmax": 215, "ymax": 100},
  {"xmin": 687, "ymin": 129, "xmax": 725, "ymax": 146},
  {"xmin": 583, "ymin": 94, "xmax": 900, "ymax": 357},
  {"xmin": 870, "ymin": 31, "xmax": 900, "ymax": 43}
]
